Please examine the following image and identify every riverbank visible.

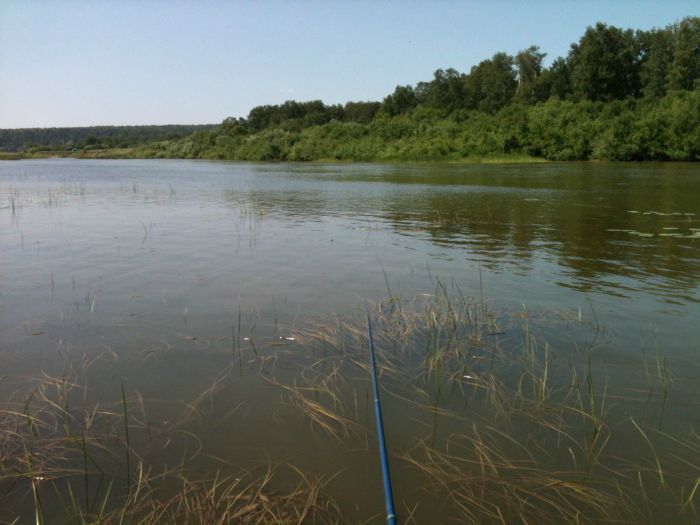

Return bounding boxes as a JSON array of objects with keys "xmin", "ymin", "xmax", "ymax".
[
  {"xmin": 0, "ymin": 148, "xmax": 139, "ymax": 160},
  {"xmin": 3, "ymin": 90, "xmax": 699, "ymax": 164},
  {"xmin": 0, "ymin": 148, "xmax": 545, "ymax": 164}
]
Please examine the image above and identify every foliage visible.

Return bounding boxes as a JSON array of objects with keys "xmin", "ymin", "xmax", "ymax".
[
  {"xmin": 3, "ymin": 16, "xmax": 699, "ymax": 162},
  {"xmin": 138, "ymin": 90, "xmax": 700, "ymax": 162},
  {"xmin": 0, "ymin": 125, "xmax": 217, "ymax": 152},
  {"xmin": 568, "ymin": 22, "xmax": 640, "ymax": 101},
  {"xmin": 667, "ymin": 17, "xmax": 700, "ymax": 91},
  {"xmin": 514, "ymin": 46, "xmax": 548, "ymax": 104},
  {"xmin": 464, "ymin": 52, "xmax": 518, "ymax": 113}
]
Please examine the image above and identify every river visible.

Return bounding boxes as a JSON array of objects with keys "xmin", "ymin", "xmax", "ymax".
[{"xmin": 1, "ymin": 159, "xmax": 699, "ymax": 522}]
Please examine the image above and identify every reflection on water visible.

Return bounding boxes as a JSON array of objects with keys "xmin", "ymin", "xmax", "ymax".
[
  {"xmin": 3, "ymin": 161, "xmax": 699, "ymax": 300},
  {"xmin": 1, "ymin": 159, "xmax": 699, "ymax": 521},
  {"xmin": 1, "ymin": 160, "xmax": 698, "ymax": 363},
  {"xmin": 252, "ymin": 163, "xmax": 700, "ymax": 302}
]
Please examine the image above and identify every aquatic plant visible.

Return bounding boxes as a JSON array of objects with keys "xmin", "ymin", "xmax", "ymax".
[{"xmin": 2, "ymin": 290, "xmax": 699, "ymax": 523}]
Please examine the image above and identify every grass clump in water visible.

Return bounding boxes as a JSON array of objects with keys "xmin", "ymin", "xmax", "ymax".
[
  {"xmin": 289, "ymin": 288, "xmax": 700, "ymax": 523},
  {"xmin": 2, "ymin": 287, "xmax": 700, "ymax": 523},
  {"xmin": 0, "ymin": 363, "xmax": 340, "ymax": 524}
]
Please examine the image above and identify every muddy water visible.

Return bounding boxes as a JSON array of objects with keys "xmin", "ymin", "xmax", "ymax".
[{"xmin": 1, "ymin": 159, "xmax": 699, "ymax": 522}]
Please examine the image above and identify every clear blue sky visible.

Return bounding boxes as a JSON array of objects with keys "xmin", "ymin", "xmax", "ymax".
[{"xmin": 0, "ymin": 0, "xmax": 697, "ymax": 128}]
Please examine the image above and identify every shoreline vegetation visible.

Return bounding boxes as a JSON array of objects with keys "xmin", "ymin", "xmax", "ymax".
[
  {"xmin": 2, "ymin": 17, "xmax": 699, "ymax": 163},
  {"xmin": 0, "ymin": 148, "xmax": 546, "ymax": 164},
  {"xmin": 3, "ymin": 291, "xmax": 699, "ymax": 523}
]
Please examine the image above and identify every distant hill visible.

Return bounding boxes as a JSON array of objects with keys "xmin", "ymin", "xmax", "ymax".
[{"xmin": 0, "ymin": 124, "xmax": 217, "ymax": 152}]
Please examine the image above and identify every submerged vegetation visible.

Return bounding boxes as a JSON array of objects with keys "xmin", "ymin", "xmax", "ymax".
[
  {"xmin": 3, "ymin": 287, "xmax": 699, "ymax": 523},
  {"xmin": 1, "ymin": 167, "xmax": 699, "ymax": 521},
  {"xmin": 2, "ymin": 18, "xmax": 699, "ymax": 162},
  {"xmin": 294, "ymin": 292, "xmax": 700, "ymax": 523}
]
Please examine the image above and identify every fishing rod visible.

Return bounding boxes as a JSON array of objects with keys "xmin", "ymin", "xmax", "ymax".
[{"xmin": 367, "ymin": 311, "xmax": 398, "ymax": 525}]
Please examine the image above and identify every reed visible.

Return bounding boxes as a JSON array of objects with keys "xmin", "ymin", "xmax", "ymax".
[
  {"xmin": 286, "ymin": 291, "xmax": 700, "ymax": 523},
  {"xmin": 2, "ymin": 289, "xmax": 699, "ymax": 523},
  {"xmin": 1, "ymin": 365, "xmax": 340, "ymax": 523}
]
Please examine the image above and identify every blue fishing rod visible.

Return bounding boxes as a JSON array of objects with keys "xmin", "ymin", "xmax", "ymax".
[{"xmin": 367, "ymin": 311, "xmax": 398, "ymax": 525}]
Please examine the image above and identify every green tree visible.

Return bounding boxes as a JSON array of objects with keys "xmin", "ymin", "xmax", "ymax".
[
  {"xmin": 343, "ymin": 101, "xmax": 381, "ymax": 124},
  {"xmin": 638, "ymin": 27, "xmax": 674, "ymax": 98},
  {"xmin": 547, "ymin": 57, "xmax": 572, "ymax": 99},
  {"xmin": 381, "ymin": 85, "xmax": 417, "ymax": 116},
  {"xmin": 416, "ymin": 68, "xmax": 467, "ymax": 113},
  {"xmin": 667, "ymin": 16, "xmax": 700, "ymax": 91},
  {"xmin": 514, "ymin": 46, "xmax": 547, "ymax": 104},
  {"xmin": 569, "ymin": 22, "xmax": 640, "ymax": 101},
  {"xmin": 463, "ymin": 52, "xmax": 517, "ymax": 113},
  {"xmin": 526, "ymin": 99, "xmax": 600, "ymax": 159}
]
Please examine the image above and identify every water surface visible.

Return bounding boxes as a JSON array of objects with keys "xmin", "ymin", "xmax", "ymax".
[{"xmin": 1, "ymin": 159, "xmax": 699, "ymax": 522}]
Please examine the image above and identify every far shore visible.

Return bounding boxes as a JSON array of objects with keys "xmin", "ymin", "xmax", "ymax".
[{"xmin": 0, "ymin": 148, "xmax": 549, "ymax": 164}]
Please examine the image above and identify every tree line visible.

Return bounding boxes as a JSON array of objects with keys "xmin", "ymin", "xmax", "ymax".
[
  {"xmin": 4, "ymin": 17, "xmax": 699, "ymax": 161},
  {"xmin": 0, "ymin": 125, "xmax": 217, "ymax": 152},
  {"xmin": 210, "ymin": 17, "xmax": 699, "ymax": 132},
  {"xmin": 141, "ymin": 16, "xmax": 697, "ymax": 162}
]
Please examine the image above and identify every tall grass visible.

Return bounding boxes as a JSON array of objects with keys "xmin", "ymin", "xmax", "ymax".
[
  {"xmin": 288, "ymin": 291, "xmax": 698, "ymax": 523},
  {"xmin": 2, "ymin": 289, "xmax": 698, "ymax": 523},
  {"xmin": 0, "ymin": 363, "xmax": 340, "ymax": 523}
]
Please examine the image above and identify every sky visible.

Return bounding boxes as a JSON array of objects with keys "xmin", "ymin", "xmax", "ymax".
[{"xmin": 0, "ymin": 0, "xmax": 697, "ymax": 128}]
